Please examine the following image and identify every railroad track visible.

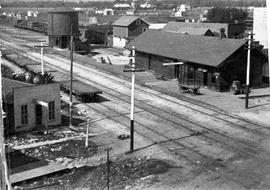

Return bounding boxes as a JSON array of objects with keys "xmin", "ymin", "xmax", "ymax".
[
  {"xmin": 38, "ymin": 53, "xmax": 267, "ymax": 155},
  {"xmin": 1, "ymin": 30, "xmax": 270, "ymax": 188},
  {"xmin": 0, "ymin": 30, "xmax": 267, "ymax": 134},
  {"xmin": 47, "ymin": 49, "xmax": 270, "ymax": 128},
  {"xmin": 48, "ymin": 52, "xmax": 270, "ymax": 132},
  {"xmin": 1, "ymin": 41, "xmax": 268, "ymax": 152},
  {"xmin": 70, "ymin": 93, "xmax": 263, "ymax": 189}
]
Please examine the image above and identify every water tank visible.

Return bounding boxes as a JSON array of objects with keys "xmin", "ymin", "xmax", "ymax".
[{"xmin": 48, "ymin": 7, "xmax": 79, "ymax": 36}]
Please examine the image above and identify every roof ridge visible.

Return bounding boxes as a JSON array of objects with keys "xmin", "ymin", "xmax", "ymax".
[{"xmin": 3, "ymin": 77, "xmax": 33, "ymax": 86}]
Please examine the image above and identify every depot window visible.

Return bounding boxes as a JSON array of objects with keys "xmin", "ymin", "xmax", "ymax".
[
  {"xmin": 49, "ymin": 101, "xmax": 55, "ymax": 120},
  {"xmin": 21, "ymin": 105, "xmax": 28, "ymax": 125}
]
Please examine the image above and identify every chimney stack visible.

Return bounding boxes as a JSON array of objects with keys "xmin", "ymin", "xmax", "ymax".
[{"xmin": 219, "ymin": 28, "xmax": 226, "ymax": 39}]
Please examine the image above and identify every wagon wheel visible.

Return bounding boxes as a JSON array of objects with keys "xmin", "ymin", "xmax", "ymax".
[{"xmin": 193, "ymin": 88, "xmax": 200, "ymax": 95}]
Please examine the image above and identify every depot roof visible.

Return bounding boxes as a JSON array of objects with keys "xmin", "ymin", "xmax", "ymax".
[{"xmin": 126, "ymin": 29, "xmax": 247, "ymax": 67}]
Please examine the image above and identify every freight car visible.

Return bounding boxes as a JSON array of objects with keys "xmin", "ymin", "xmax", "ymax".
[
  {"xmin": 14, "ymin": 19, "xmax": 48, "ymax": 34},
  {"xmin": 60, "ymin": 80, "xmax": 102, "ymax": 102}
]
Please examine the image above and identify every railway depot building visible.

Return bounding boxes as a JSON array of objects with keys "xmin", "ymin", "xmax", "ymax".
[
  {"xmin": 3, "ymin": 78, "xmax": 61, "ymax": 133},
  {"xmin": 126, "ymin": 30, "xmax": 267, "ymax": 92}
]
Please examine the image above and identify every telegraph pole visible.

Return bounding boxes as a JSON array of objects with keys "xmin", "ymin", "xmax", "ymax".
[
  {"xmin": 0, "ymin": 51, "xmax": 11, "ymax": 190},
  {"xmin": 105, "ymin": 147, "xmax": 112, "ymax": 190},
  {"xmin": 267, "ymin": 0, "xmax": 270, "ymax": 86},
  {"xmin": 123, "ymin": 46, "xmax": 144, "ymax": 152},
  {"xmin": 34, "ymin": 40, "xmax": 49, "ymax": 76},
  {"xmin": 130, "ymin": 47, "xmax": 135, "ymax": 152},
  {"xmin": 69, "ymin": 25, "xmax": 74, "ymax": 128},
  {"xmin": 245, "ymin": 31, "xmax": 252, "ymax": 109},
  {"xmin": 41, "ymin": 42, "xmax": 44, "ymax": 75},
  {"xmin": 85, "ymin": 119, "xmax": 89, "ymax": 147}
]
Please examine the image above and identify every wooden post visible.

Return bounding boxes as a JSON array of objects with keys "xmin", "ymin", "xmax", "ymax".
[
  {"xmin": 44, "ymin": 108, "xmax": 48, "ymax": 135},
  {"xmin": 85, "ymin": 119, "xmax": 89, "ymax": 147},
  {"xmin": 105, "ymin": 148, "xmax": 112, "ymax": 190},
  {"xmin": 245, "ymin": 31, "xmax": 252, "ymax": 109},
  {"xmin": 123, "ymin": 47, "xmax": 144, "ymax": 153},
  {"xmin": 34, "ymin": 41, "xmax": 49, "ymax": 76},
  {"xmin": 69, "ymin": 24, "xmax": 74, "ymax": 129},
  {"xmin": 267, "ymin": 0, "xmax": 270, "ymax": 86},
  {"xmin": 193, "ymin": 66, "xmax": 196, "ymax": 90},
  {"xmin": 130, "ymin": 46, "xmax": 135, "ymax": 152},
  {"xmin": 0, "ymin": 51, "xmax": 11, "ymax": 190},
  {"xmin": 41, "ymin": 42, "xmax": 44, "ymax": 75}
]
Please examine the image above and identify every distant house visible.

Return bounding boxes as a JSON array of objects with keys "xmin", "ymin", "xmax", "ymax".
[
  {"xmin": 173, "ymin": 4, "xmax": 191, "ymax": 17},
  {"xmin": 181, "ymin": 7, "xmax": 209, "ymax": 22},
  {"xmin": 126, "ymin": 30, "xmax": 267, "ymax": 91},
  {"xmin": 112, "ymin": 16, "xmax": 149, "ymax": 48},
  {"xmin": 126, "ymin": 9, "xmax": 136, "ymax": 15},
  {"xmin": 3, "ymin": 78, "xmax": 61, "ymax": 133},
  {"xmin": 143, "ymin": 16, "xmax": 180, "ymax": 30},
  {"xmin": 253, "ymin": 8, "xmax": 268, "ymax": 49},
  {"xmin": 140, "ymin": 2, "xmax": 152, "ymax": 9},
  {"xmin": 95, "ymin": 8, "xmax": 114, "ymax": 16},
  {"xmin": 253, "ymin": 8, "xmax": 268, "ymax": 83},
  {"xmin": 163, "ymin": 22, "xmax": 245, "ymax": 38},
  {"xmin": 113, "ymin": 3, "xmax": 131, "ymax": 9}
]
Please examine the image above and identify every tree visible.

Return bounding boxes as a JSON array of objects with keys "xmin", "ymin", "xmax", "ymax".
[{"xmin": 206, "ymin": 7, "xmax": 248, "ymax": 23}]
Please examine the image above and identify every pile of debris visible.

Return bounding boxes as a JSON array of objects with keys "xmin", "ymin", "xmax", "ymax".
[
  {"xmin": 75, "ymin": 157, "xmax": 172, "ymax": 190},
  {"xmin": 6, "ymin": 128, "xmax": 81, "ymax": 147},
  {"xmin": 22, "ymin": 140, "xmax": 98, "ymax": 161}
]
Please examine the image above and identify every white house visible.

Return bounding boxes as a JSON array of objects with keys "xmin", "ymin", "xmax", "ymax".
[
  {"xmin": 253, "ymin": 7, "xmax": 268, "ymax": 49},
  {"xmin": 140, "ymin": 2, "xmax": 151, "ymax": 9},
  {"xmin": 253, "ymin": 7, "xmax": 268, "ymax": 82},
  {"xmin": 113, "ymin": 3, "xmax": 131, "ymax": 9},
  {"xmin": 173, "ymin": 4, "xmax": 191, "ymax": 17}
]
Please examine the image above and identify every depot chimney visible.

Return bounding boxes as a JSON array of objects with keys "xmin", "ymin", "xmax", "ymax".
[{"xmin": 219, "ymin": 28, "xmax": 226, "ymax": 39}]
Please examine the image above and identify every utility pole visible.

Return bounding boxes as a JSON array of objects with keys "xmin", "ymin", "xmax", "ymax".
[
  {"xmin": 34, "ymin": 41, "xmax": 49, "ymax": 76},
  {"xmin": 130, "ymin": 47, "xmax": 135, "ymax": 152},
  {"xmin": 69, "ymin": 24, "xmax": 74, "ymax": 129},
  {"xmin": 105, "ymin": 147, "xmax": 112, "ymax": 190},
  {"xmin": 85, "ymin": 119, "xmax": 89, "ymax": 147},
  {"xmin": 123, "ymin": 46, "xmax": 144, "ymax": 152},
  {"xmin": 267, "ymin": 0, "xmax": 270, "ymax": 86},
  {"xmin": 245, "ymin": 31, "xmax": 252, "ymax": 109},
  {"xmin": 0, "ymin": 51, "xmax": 11, "ymax": 190},
  {"xmin": 41, "ymin": 42, "xmax": 44, "ymax": 75}
]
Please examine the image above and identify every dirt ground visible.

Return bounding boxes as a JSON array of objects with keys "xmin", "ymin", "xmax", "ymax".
[{"xmin": 1, "ymin": 25, "xmax": 270, "ymax": 190}]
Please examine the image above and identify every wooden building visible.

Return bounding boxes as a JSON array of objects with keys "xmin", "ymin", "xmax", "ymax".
[
  {"xmin": 112, "ymin": 16, "xmax": 149, "ymax": 48},
  {"xmin": 3, "ymin": 78, "xmax": 61, "ymax": 133},
  {"xmin": 163, "ymin": 22, "xmax": 246, "ymax": 38},
  {"xmin": 126, "ymin": 30, "xmax": 267, "ymax": 92}
]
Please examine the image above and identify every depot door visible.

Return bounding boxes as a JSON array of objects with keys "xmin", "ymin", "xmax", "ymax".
[
  {"xmin": 203, "ymin": 71, "xmax": 208, "ymax": 86},
  {"xmin": 35, "ymin": 105, "xmax": 42, "ymax": 125}
]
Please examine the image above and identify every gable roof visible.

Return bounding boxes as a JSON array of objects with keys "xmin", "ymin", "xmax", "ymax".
[
  {"xmin": 143, "ymin": 16, "xmax": 178, "ymax": 24},
  {"xmin": 126, "ymin": 29, "xmax": 246, "ymax": 67},
  {"xmin": 163, "ymin": 22, "xmax": 229, "ymax": 34},
  {"xmin": 3, "ymin": 78, "xmax": 33, "ymax": 103},
  {"xmin": 112, "ymin": 16, "xmax": 149, "ymax": 26},
  {"xmin": 166, "ymin": 27, "xmax": 214, "ymax": 36},
  {"xmin": 48, "ymin": 7, "xmax": 78, "ymax": 14}
]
